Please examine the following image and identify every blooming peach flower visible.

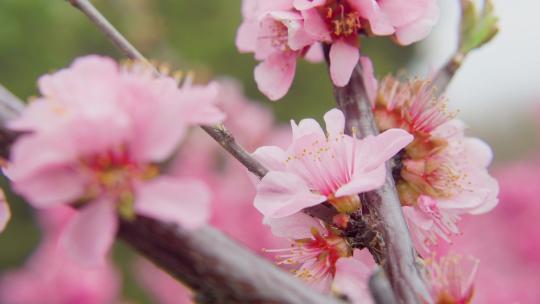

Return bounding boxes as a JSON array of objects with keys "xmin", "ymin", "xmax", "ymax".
[
  {"xmin": 236, "ymin": 0, "xmax": 322, "ymax": 100},
  {"xmin": 0, "ymin": 207, "xmax": 121, "ymax": 304},
  {"xmin": 253, "ymin": 108, "xmax": 412, "ymax": 218},
  {"xmin": 265, "ymin": 212, "xmax": 352, "ymax": 292},
  {"xmin": 369, "ymin": 73, "xmax": 499, "ymax": 252},
  {"xmin": 423, "ymin": 254, "xmax": 479, "ymax": 304},
  {"xmin": 6, "ymin": 55, "xmax": 224, "ymax": 266},
  {"xmin": 293, "ymin": 0, "xmax": 439, "ymax": 86},
  {"xmin": 0, "ymin": 189, "xmax": 9, "ymax": 233}
]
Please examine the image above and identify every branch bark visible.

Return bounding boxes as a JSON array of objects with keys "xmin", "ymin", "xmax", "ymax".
[
  {"xmin": 119, "ymin": 216, "xmax": 343, "ymax": 304},
  {"xmin": 67, "ymin": 0, "xmax": 268, "ymax": 179},
  {"xmin": 324, "ymin": 45, "xmax": 430, "ymax": 303},
  {"xmin": 0, "ymin": 86, "xmax": 341, "ymax": 304}
]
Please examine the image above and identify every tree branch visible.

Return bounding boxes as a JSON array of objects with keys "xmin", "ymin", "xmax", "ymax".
[
  {"xmin": 323, "ymin": 45, "xmax": 430, "ymax": 303},
  {"xmin": 0, "ymin": 86, "xmax": 341, "ymax": 304},
  {"xmin": 119, "ymin": 216, "xmax": 343, "ymax": 304},
  {"xmin": 66, "ymin": 0, "xmax": 268, "ymax": 179}
]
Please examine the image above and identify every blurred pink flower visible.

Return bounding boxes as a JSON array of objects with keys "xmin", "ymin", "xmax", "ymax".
[
  {"xmin": 135, "ymin": 258, "xmax": 192, "ymax": 304},
  {"xmin": 293, "ymin": 0, "xmax": 439, "ymax": 86},
  {"xmin": 172, "ymin": 79, "xmax": 288, "ymax": 252},
  {"xmin": 0, "ymin": 207, "xmax": 121, "ymax": 304},
  {"xmin": 5, "ymin": 55, "xmax": 223, "ymax": 266},
  {"xmin": 434, "ymin": 159, "xmax": 540, "ymax": 303},
  {"xmin": 236, "ymin": 0, "xmax": 322, "ymax": 100},
  {"xmin": 0, "ymin": 189, "xmax": 10, "ymax": 233},
  {"xmin": 423, "ymin": 254, "xmax": 478, "ymax": 304},
  {"xmin": 253, "ymin": 108, "xmax": 412, "ymax": 218}
]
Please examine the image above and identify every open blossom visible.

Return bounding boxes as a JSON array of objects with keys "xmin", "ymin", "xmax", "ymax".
[
  {"xmin": 0, "ymin": 207, "xmax": 121, "ymax": 304},
  {"xmin": 0, "ymin": 189, "xmax": 9, "ymax": 233},
  {"xmin": 252, "ymin": 108, "xmax": 412, "ymax": 218},
  {"xmin": 5, "ymin": 55, "xmax": 224, "ymax": 265},
  {"xmin": 265, "ymin": 213, "xmax": 350, "ymax": 291},
  {"xmin": 369, "ymin": 72, "xmax": 499, "ymax": 252},
  {"xmin": 293, "ymin": 0, "xmax": 439, "ymax": 87},
  {"xmin": 423, "ymin": 254, "xmax": 479, "ymax": 304},
  {"xmin": 236, "ymin": 0, "xmax": 322, "ymax": 100}
]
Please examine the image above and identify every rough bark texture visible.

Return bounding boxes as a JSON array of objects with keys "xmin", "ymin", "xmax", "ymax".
[
  {"xmin": 119, "ymin": 216, "xmax": 345, "ymax": 304},
  {"xmin": 324, "ymin": 45, "xmax": 430, "ymax": 303}
]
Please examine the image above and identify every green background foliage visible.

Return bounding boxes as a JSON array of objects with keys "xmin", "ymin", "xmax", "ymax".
[{"xmin": 0, "ymin": 1, "xmax": 414, "ymax": 302}]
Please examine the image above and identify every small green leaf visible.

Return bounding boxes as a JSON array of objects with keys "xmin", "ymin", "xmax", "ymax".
[{"xmin": 459, "ymin": 0, "xmax": 499, "ymax": 54}]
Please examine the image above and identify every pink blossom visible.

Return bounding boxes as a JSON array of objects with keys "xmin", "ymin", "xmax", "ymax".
[
  {"xmin": 253, "ymin": 108, "xmax": 412, "ymax": 218},
  {"xmin": 332, "ymin": 250, "xmax": 374, "ymax": 304},
  {"xmin": 423, "ymin": 254, "xmax": 479, "ymax": 304},
  {"xmin": 371, "ymin": 74, "xmax": 499, "ymax": 252},
  {"xmin": 5, "ymin": 55, "xmax": 223, "ymax": 266},
  {"xmin": 0, "ymin": 188, "xmax": 10, "ymax": 233},
  {"xmin": 0, "ymin": 207, "xmax": 121, "ymax": 304},
  {"xmin": 236, "ymin": 0, "xmax": 321, "ymax": 100},
  {"xmin": 404, "ymin": 119, "xmax": 498, "ymax": 253},
  {"xmin": 293, "ymin": 0, "xmax": 439, "ymax": 86},
  {"xmin": 135, "ymin": 258, "xmax": 192, "ymax": 304},
  {"xmin": 265, "ymin": 212, "xmax": 352, "ymax": 292}
]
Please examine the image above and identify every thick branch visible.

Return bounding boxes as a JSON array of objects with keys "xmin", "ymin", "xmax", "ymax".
[
  {"xmin": 0, "ymin": 87, "xmax": 340, "ymax": 304},
  {"xmin": 67, "ymin": 0, "xmax": 268, "ymax": 179},
  {"xmin": 432, "ymin": 51, "xmax": 465, "ymax": 94},
  {"xmin": 324, "ymin": 45, "xmax": 430, "ymax": 303},
  {"xmin": 119, "ymin": 216, "xmax": 343, "ymax": 304}
]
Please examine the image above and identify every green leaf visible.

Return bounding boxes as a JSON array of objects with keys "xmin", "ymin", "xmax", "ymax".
[{"xmin": 459, "ymin": 0, "xmax": 499, "ymax": 54}]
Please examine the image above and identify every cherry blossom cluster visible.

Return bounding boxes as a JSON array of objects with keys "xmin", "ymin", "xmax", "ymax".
[
  {"xmin": 237, "ymin": 0, "xmax": 439, "ymax": 100},
  {"xmin": 4, "ymin": 56, "xmax": 224, "ymax": 266}
]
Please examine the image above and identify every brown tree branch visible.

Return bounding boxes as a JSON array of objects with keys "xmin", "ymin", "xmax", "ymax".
[
  {"xmin": 0, "ymin": 86, "xmax": 341, "ymax": 304},
  {"xmin": 119, "ymin": 216, "xmax": 343, "ymax": 304},
  {"xmin": 66, "ymin": 0, "xmax": 268, "ymax": 179},
  {"xmin": 323, "ymin": 45, "xmax": 430, "ymax": 303}
]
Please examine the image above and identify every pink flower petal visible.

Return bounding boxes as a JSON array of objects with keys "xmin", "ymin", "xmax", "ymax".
[
  {"xmin": 265, "ymin": 212, "xmax": 325, "ymax": 239},
  {"xmin": 304, "ymin": 43, "xmax": 324, "ymax": 63},
  {"xmin": 254, "ymin": 52, "xmax": 297, "ymax": 101},
  {"xmin": 0, "ymin": 190, "xmax": 10, "ymax": 232},
  {"xmin": 350, "ymin": 0, "xmax": 394, "ymax": 35},
  {"xmin": 358, "ymin": 128, "xmax": 413, "ymax": 171},
  {"xmin": 335, "ymin": 164, "xmax": 386, "ymax": 197},
  {"xmin": 236, "ymin": 20, "xmax": 259, "ymax": 53},
  {"xmin": 323, "ymin": 108, "xmax": 346, "ymax": 136},
  {"xmin": 252, "ymin": 146, "xmax": 288, "ymax": 171},
  {"xmin": 61, "ymin": 199, "xmax": 117, "ymax": 267},
  {"xmin": 135, "ymin": 176, "xmax": 211, "ymax": 230},
  {"xmin": 254, "ymin": 171, "xmax": 327, "ymax": 218},
  {"xmin": 360, "ymin": 56, "xmax": 378, "ymax": 104},
  {"xmin": 10, "ymin": 166, "xmax": 87, "ymax": 209},
  {"xmin": 291, "ymin": 118, "xmax": 326, "ymax": 140},
  {"xmin": 293, "ymin": 0, "xmax": 326, "ymax": 10},
  {"xmin": 392, "ymin": 1, "xmax": 439, "ymax": 45},
  {"xmin": 301, "ymin": 8, "xmax": 332, "ymax": 41},
  {"xmin": 333, "ymin": 256, "xmax": 373, "ymax": 304},
  {"xmin": 464, "ymin": 138, "xmax": 493, "ymax": 168},
  {"xmin": 329, "ymin": 40, "xmax": 360, "ymax": 87}
]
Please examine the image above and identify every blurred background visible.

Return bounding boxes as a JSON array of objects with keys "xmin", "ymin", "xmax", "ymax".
[{"xmin": 0, "ymin": 0, "xmax": 538, "ymax": 303}]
